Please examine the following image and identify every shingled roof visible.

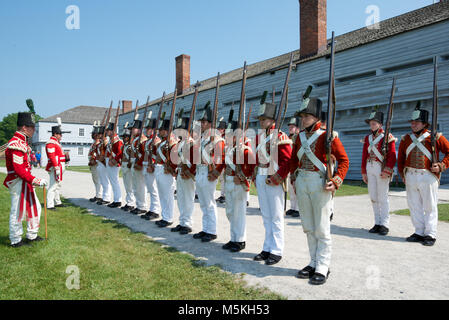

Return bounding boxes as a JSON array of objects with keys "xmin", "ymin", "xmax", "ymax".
[
  {"xmin": 39, "ymin": 106, "xmax": 110, "ymax": 125},
  {"xmin": 130, "ymin": 0, "xmax": 449, "ymax": 111}
]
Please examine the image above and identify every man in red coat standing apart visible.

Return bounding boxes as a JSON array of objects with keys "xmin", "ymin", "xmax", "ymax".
[
  {"xmin": 45, "ymin": 118, "xmax": 65, "ymax": 210},
  {"xmin": 4, "ymin": 112, "xmax": 48, "ymax": 247}
]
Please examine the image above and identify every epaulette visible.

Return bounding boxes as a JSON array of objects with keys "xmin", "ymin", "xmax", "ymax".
[
  {"xmin": 112, "ymin": 136, "xmax": 120, "ymax": 144},
  {"xmin": 388, "ymin": 133, "xmax": 397, "ymax": 144},
  {"xmin": 436, "ymin": 132, "xmax": 443, "ymax": 140},
  {"xmin": 278, "ymin": 132, "xmax": 293, "ymax": 145},
  {"xmin": 401, "ymin": 135, "xmax": 407, "ymax": 142},
  {"xmin": 331, "ymin": 131, "xmax": 339, "ymax": 141},
  {"xmin": 7, "ymin": 139, "xmax": 27, "ymax": 153}
]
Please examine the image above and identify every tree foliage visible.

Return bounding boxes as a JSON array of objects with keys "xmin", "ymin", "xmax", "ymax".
[{"xmin": 0, "ymin": 113, "xmax": 42, "ymax": 145}]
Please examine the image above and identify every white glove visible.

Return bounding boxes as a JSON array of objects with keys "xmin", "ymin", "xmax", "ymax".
[
  {"xmin": 55, "ymin": 167, "xmax": 61, "ymax": 181},
  {"xmin": 33, "ymin": 178, "xmax": 49, "ymax": 187}
]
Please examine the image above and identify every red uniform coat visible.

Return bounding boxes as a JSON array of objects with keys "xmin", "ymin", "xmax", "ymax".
[
  {"xmin": 45, "ymin": 136, "xmax": 65, "ymax": 180},
  {"xmin": 397, "ymin": 129, "xmax": 449, "ymax": 180},
  {"xmin": 106, "ymin": 134, "xmax": 123, "ymax": 166},
  {"xmin": 88, "ymin": 140, "xmax": 100, "ymax": 166},
  {"xmin": 361, "ymin": 128, "xmax": 397, "ymax": 176},
  {"xmin": 254, "ymin": 126, "xmax": 292, "ymax": 186},
  {"xmin": 155, "ymin": 136, "xmax": 178, "ymax": 174},
  {"xmin": 178, "ymin": 139, "xmax": 197, "ymax": 179},
  {"xmin": 225, "ymin": 137, "xmax": 256, "ymax": 190},
  {"xmin": 3, "ymin": 131, "xmax": 39, "ymax": 223},
  {"xmin": 289, "ymin": 122, "xmax": 349, "ymax": 189},
  {"xmin": 193, "ymin": 133, "xmax": 226, "ymax": 179}
]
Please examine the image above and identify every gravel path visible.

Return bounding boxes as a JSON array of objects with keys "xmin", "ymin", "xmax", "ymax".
[{"xmin": 8, "ymin": 167, "xmax": 449, "ymax": 300}]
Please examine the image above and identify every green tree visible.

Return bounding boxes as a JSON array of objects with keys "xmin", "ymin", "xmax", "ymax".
[{"xmin": 0, "ymin": 113, "xmax": 42, "ymax": 145}]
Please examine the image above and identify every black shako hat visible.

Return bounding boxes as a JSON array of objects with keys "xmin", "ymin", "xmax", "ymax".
[
  {"xmin": 365, "ymin": 110, "xmax": 384, "ymax": 125},
  {"xmin": 295, "ymin": 97, "xmax": 322, "ymax": 119},
  {"xmin": 17, "ymin": 112, "xmax": 36, "ymax": 127},
  {"xmin": 288, "ymin": 117, "xmax": 300, "ymax": 127},
  {"xmin": 409, "ymin": 101, "xmax": 429, "ymax": 124}
]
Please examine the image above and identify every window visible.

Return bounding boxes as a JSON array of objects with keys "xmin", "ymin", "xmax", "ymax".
[
  {"xmin": 78, "ymin": 147, "xmax": 83, "ymax": 156},
  {"xmin": 79, "ymin": 128, "xmax": 85, "ymax": 137}
]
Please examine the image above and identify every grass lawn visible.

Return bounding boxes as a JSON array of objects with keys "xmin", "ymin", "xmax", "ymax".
[
  {"xmin": 392, "ymin": 204, "xmax": 449, "ymax": 222},
  {"xmin": 65, "ymin": 166, "xmax": 91, "ymax": 173},
  {"xmin": 0, "ymin": 173, "xmax": 282, "ymax": 300},
  {"xmin": 0, "ymin": 158, "xmax": 5, "ymax": 167}
]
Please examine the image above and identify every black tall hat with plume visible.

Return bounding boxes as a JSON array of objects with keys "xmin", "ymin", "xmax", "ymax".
[
  {"xmin": 294, "ymin": 85, "xmax": 322, "ymax": 119},
  {"xmin": 256, "ymin": 90, "xmax": 276, "ymax": 120},
  {"xmin": 51, "ymin": 117, "xmax": 62, "ymax": 135},
  {"xmin": 199, "ymin": 101, "xmax": 212, "ymax": 122},
  {"xmin": 17, "ymin": 99, "xmax": 37, "ymax": 127},
  {"xmin": 409, "ymin": 101, "xmax": 429, "ymax": 123},
  {"xmin": 175, "ymin": 108, "xmax": 189, "ymax": 130},
  {"xmin": 365, "ymin": 105, "xmax": 384, "ymax": 124},
  {"xmin": 226, "ymin": 108, "xmax": 238, "ymax": 130}
]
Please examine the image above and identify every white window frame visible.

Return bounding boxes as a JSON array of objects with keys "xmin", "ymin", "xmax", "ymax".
[
  {"xmin": 78, "ymin": 147, "xmax": 83, "ymax": 156},
  {"xmin": 79, "ymin": 128, "xmax": 85, "ymax": 137}
]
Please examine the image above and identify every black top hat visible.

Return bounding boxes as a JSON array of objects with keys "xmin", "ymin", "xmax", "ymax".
[
  {"xmin": 107, "ymin": 122, "xmax": 118, "ymax": 131},
  {"xmin": 288, "ymin": 117, "xmax": 300, "ymax": 127},
  {"xmin": 98, "ymin": 126, "xmax": 105, "ymax": 134},
  {"xmin": 132, "ymin": 119, "xmax": 143, "ymax": 129},
  {"xmin": 409, "ymin": 101, "xmax": 429, "ymax": 123},
  {"xmin": 176, "ymin": 117, "xmax": 189, "ymax": 130},
  {"xmin": 295, "ymin": 97, "xmax": 322, "ymax": 119},
  {"xmin": 256, "ymin": 102, "xmax": 277, "ymax": 120},
  {"xmin": 17, "ymin": 112, "xmax": 36, "ymax": 127},
  {"xmin": 199, "ymin": 102, "xmax": 213, "ymax": 122},
  {"xmin": 144, "ymin": 118, "xmax": 157, "ymax": 129},
  {"xmin": 158, "ymin": 119, "xmax": 170, "ymax": 131},
  {"xmin": 218, "ymin": 119, "xmax": 227, "ymax": 130},
  {"xmin": 365, "ymin": 110, "xmax": 384, "ymax": 124},
  {"xmin": 52, "ymin": 126, "xmax": 62, "ymax": 135}
]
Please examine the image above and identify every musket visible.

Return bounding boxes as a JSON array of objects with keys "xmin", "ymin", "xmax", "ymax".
[
  {"xmin": 280, "ymin": 85, "xmax": 289, "ymax": 128},
  {"xmin": 148, "ymin": 93, "xmax": 166, "ymax": 171},
  {"xmin": 325, "ymin": 32, "xmax": 337, "ymax": 186},
  {"xmin": 139, "ymin": 96, "xmax": 151, "ymax": 144},
  {"xmin": 237, "ymin": 62, "xmax": 247, "ymax": 130},
  {"xmin": 108, "ymin": 100, "xmax": 121, "ymax": 164},
  {"xmin": 187, "ymin": 82, "xmax": 201, "ymax": 135},
  {"xmin": 381, "ymin": 77, "xmax": 396, "ymax": 171},
  {"xmin": 100, "ymin": 101, "xmax": 113, "ymax": 162},
  {"xmin": 127, "ymin": 99, "xmax": 140, "ymax": 168},
  {"xmin": 431, "ymin": 56, "xmax": 439, "ymax": 166},
  {"xmin": 275, "ymin": 53, "xmax": 294, "ymax": 130},
  {"xmin": 164, "ymin": 89, "xmax": 178, "ymax": 173},
  {"xmin": 208, "ymin": 73, "xmax": 221, "ymax": 172}
]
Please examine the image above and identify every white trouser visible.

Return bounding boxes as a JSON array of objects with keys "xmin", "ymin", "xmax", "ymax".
[
  {"xmin": 106, "ymin": 159, "xmax": 122, "ymax": 203},
  {"xmin": 366, "ymin": 161, "xmax": 390, "ymax": 227},
  {"xmin": 47, "ymin": 167, "xmax": 62, "ymax": 208},
  {"xmin": 295, "ymin": 170, "xmax": 332, "ymax": 276},
  {"xmin": 225, "ymin": 175, "xmax": 248, "ymax": 242},
  {"xmin": 196, "ymin": 165, "xmax": 219, "ymax": 235},
  {"xmin": 288, "ymin": 174, "xmax": 298, "ymax": 211},
  {"xmin": 405, "ymin": 168, "xmax": 439, "ymax": 238},
  {"xmin": 144, "ymin": 165, "xmax": 161, "ymax": 214},
  {"xmin": 177, "ymin": 172, "xmax": 195, "ymax": 228},
  {"xmin": 90, "ymin": 165, "xmax": 102, "ymax": 198},
  {"xmin": 256, "ymin": 174, "xmax": 285, "ymax": 256},
  {"xmin": 97, "ymin": 161, "xmax": 112, "ymax": 202},
  {"xmin": 155, "ymin": 165, "xmax": 176, "ymax": 222},
  {"xmin": 9, "ymin": 179, "xmax": 41, "ymax": 245},
  {"xmin": 132, "ymin": 167, "xmax": 147, "ymax": 211},
  {"xmin": 219, "ymin": 173, "xmax": 225, "ymax": 197},
  {"xmin": 121, "ymin": 163, "xmax": 135, "ymax": 207}
]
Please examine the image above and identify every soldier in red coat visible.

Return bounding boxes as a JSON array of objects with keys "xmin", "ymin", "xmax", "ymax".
[
  {"xmin": 88, "ymin": 122, "xmax": 102, "ymax": 203},
  {"xmin": 290, "ymin": 97, "xmax": 349, "ymax": 285},
  {"xmin": 397, "ymin": 104, "xmax": 449, "ymax": 246},
  {"xmin": 253, "ymin": 100, "xmax": 292, "ymax": 266},
  {"xmin": 171, "ymin": 117, "xmax": 196, "ymax": 234},
  {"xmin": 222, "ymin": 112, "xmax": 256, "ymax": 253},
  {"xmin": 361, "ymin": 110, "xmax": 397, "ymax": 236},
  {"xmin": 192, "ymin": 104, "xmax": 226, "ymax": 243},
  {"xmin": 153, "ymin": 119, "xmax": 178, "ymax": 228},
  {"xmin": 4, "ymin": 112, "xmax": 48, "ymax": 247},
  {"xmin": 105, "ymin": 121, "xmax": 123, "ymax": 208},
  {"xmin": 45, "ymin": 119, "xmax": 66, "ymax": 210}
]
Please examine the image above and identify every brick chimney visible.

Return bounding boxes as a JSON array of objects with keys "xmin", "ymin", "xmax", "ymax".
[
  {"xmin": 122, "ymin": 100, "xmax": 133, "ymax": 114},
  {"xmin": 299, "ymin": 0, "xmax": 327, "ymax": 59},
  {"xmin": 176, "ymin": 54, "xmax": 190, "ymax": 95}
]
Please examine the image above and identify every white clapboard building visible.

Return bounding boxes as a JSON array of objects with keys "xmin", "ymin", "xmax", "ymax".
[{"xmin": 32, "ymin": 106, "xmax": 109, "ymax": 166}]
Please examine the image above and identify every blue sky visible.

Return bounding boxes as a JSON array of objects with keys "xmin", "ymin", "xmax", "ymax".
[{"xmin": 0, "ymin": 0, "xmax": 435, "ymax": 119}]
